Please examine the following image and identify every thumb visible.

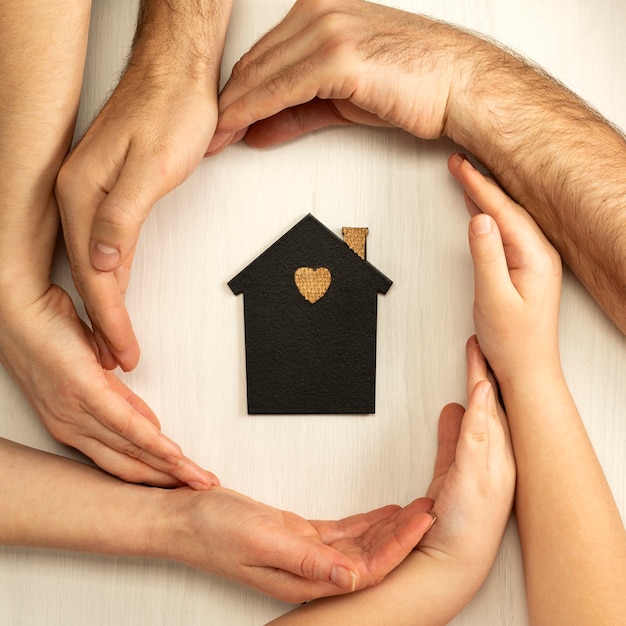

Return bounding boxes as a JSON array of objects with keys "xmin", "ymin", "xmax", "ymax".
[
  {"xmin": 275, "ymin": 540, "xmax": 359, "ymax": 591},
  {"xmin": 90, "ymin": 149, "xmax": 168, "ymax": 271},
  {"xmin": 468, "ymin": 213, "xmax": 512, "ymax": 304}
]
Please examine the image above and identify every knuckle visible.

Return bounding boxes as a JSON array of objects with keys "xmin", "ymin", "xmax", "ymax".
[
  {"xmin": 117, "ymin": 439, "xmax": 143, "ymax": 460},
  {"xmin": 96, "ymin": 201, "xmax": 135, "ymax": 237}
]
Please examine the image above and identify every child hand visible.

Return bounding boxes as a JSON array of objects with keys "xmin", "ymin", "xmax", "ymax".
[
  {"xmin": 416, "ymin": 337, "xmax": 515, "ymax": 602},
  {"xmin": 448, "ymin": 154, "xmax": 562, "ymax": 385}
]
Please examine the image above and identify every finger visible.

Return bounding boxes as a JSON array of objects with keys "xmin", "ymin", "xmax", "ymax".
[
  {"xmin": 451, "ymin": 154, "xmax": 553, "ymax": 253},
  {"xmin": 463, "ymin": 190, "xmax": 482, "ymax": 217},
  {"xmin": 78, "ymin": 423, "xmax": 219, "ymax": 489},
  {"xmin": 313, "ymin": 504, "xmax": 401, "ymax": 543},
  {"xmin": 84, "ymin": 384, "xmax": 218, "ymax": 487},
  {"xmin": 264, "ymin": 535, "xmax": 360, "ymax": 592},
  {"xmin": 244, "ymin": 99, "xmax": 353, "ymax": 148},
  {"xmin": 204, "ymin": 128, "xmax": 247, "ymax": 157},
  {"xmin": 454, "ymin": 379, "xmax": 492, "ymax": 473},
  {"xmin": 90, "ymin": 144, "xmax": 170, "ymax": 272},
  {"xmin": 362, "ymin": 510, "xmax": 437, "ymax": 575},
  {"xmin": 426, "ymin": 402, "xmax": 464, "ymax": 500},
  {"xmin": 468, "ymin": 210, "xmax": 516, "ymax": 308},
  {"xmin": 219, "ymin": 17, "xmax": 366, "ymax": 134},
  {"xmin": 76, "ymin": 437, "xmax": 184, "ymax": 487},
  {"xmin": 219, "ymin": 3, "xmax": 318, "ymax": 111},
  {"xmin": 81, "ymin": 270, "xmax": 139, "ymax": 371},
  {"xmin": 103, "ymin": 369, "xmax": 161, "ymax": 429},
  {"xmin": 93, "ymin": 326, "xmax": 121, "ymax": 371},
  {"xmin": 465, "ymin": 335, "xmax": 489, "ymax": 400}
]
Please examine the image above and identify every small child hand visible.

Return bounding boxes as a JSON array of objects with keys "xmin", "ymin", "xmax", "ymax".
[
  {"xmin": 448, "ymin": 154, "xmax": 562, "ymax": 385},
  {"xmin": 417, "ymin": 336, "xmax": 515, "ymax": 599}
]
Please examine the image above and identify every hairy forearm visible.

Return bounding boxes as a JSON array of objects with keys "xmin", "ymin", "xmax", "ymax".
[
  {"xmin": 448, "ymin": 40, "xmax": 626, "ymax": 334},
  {"xmin": 0, "ymin": 1, "xmax": 90, "ymax": 298},
  {"xmin": 129, "ymin": 0, "xmax": 233, "ymax": 86},
  {"xmin": 500, "ymin": 372, "xmax": 626, "ymax": 625},
  {"xmin": 0, "ymin": 437, "xmax": 174, "ymax": 557}
]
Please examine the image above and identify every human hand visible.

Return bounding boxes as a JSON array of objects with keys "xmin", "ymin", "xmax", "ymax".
[
  {"xmin": 448, "ymin": 153, "xmax": 563, "ymax": 383},
  {"xmin": 210, "ymin": 0, "xmax": 482, "ymax": 153},
  {"xmin": 0, "ymin": 283, "xmax": 218, "ymax": 489},
  {"xmin": 261, "ymin": 338, "xmax": 516, "ymax": 625},
  {"xmin": 169, "ymin": 486, "xmax": 436, "ymax": 603},
  {"xmin": 55, "ymin": 1, "xmax": 232, "ymax": 372},
  {"xmin": 415, "ymin": 336, "xmax": 516, "ymax": 601}
]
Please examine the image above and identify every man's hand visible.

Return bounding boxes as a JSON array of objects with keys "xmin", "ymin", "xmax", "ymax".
[
  {"xmin": 0, "ymin": 283, "xmax": 218, "ymax": 489},
  {"xmin": 169, "ymin": 486, "xmax": 435, "ymax": 603},
  {"xmin": 55, "ymin": 0, "xmax": 233, "ymax": 372},
  {"xmin": 210, "ymin": 0, "xmax": 478, "ymax": 153}
]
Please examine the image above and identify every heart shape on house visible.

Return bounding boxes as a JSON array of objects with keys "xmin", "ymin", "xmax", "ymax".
[{"xmin": 294, "ymin": 267, "xmax": 332, "ymax": 303}]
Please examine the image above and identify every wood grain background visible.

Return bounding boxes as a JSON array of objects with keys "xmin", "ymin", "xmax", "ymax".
[{"xmin": 1, "ymin": 1, "xmax": 624, "ymax": 624}]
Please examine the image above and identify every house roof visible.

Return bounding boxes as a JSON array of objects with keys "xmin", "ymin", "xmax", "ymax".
[{"xmin": 229, "ymin": 213, "xmax": 392, "ymax": 296}]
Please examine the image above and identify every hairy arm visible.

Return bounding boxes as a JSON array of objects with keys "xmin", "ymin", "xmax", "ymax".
[
  {"xmin": 448, "ymin": 49, "xmax": 626, "ymax": 334},
  {"xmin": 215, "ymin": 0, "xmax": 626, "ymax": 334},
  {"xmin": 56, "ymin": 0, "xmax": 234, "ymax": 371}
]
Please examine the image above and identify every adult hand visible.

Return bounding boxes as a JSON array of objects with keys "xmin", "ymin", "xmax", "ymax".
[
  {"xmin": 210, "ymin": 0, "xmax": 479, "ymax": 153},
  {"xmin": 0, "ymin": 282, "xmax": 218, "ymax": 489},
  {"xmin": 55, "ymin": 0, "xmax": 233, "ymax": 372},
  {"xmin": 262, "ymin": 337, "xmax": 516, "ymax": 626},
  {"xmin": 168, "ymin": 485, "xmax": 435, "ymax": 603},
  {"xmin": 448, "ymin": 153, "xmax": 563, "ymax": 381}
]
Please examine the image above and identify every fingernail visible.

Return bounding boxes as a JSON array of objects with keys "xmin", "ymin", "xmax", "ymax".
[
  {"xmin": 427, "ymin": 512, "xmax": 437, "ymax": 530},
  {"xmin": 470, "ymin": 214, "xmax": 492, "ymax": 235},
  {"xmin": 164, "ymin": 455, "xmax": 184, "ymax": 468},
  {"xmin": 91, "ymin": 241, "xmax": 120, "ymax": 270},
  {"xmin": 330, "ymin": 566, "xmax": 357, "ymax": 591}
]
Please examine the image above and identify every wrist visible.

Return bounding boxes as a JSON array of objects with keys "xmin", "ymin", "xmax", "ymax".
[
  {"xmin": 129, "ymin": 0, "xmax": 233, "ymax": 87},
  {"xmin": 149, "ymin": 487, "xmax": 203, "ymax": 565}
]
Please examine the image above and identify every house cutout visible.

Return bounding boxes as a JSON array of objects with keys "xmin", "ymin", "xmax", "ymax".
[{"xmin": 228, "ymin": 214, "xmax": 392, "ymax": 414}]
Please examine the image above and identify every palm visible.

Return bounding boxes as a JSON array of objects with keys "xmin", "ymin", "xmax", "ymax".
[{"xmin": 184, "ymin": 487, "xmax": 434, "ymax": 603}]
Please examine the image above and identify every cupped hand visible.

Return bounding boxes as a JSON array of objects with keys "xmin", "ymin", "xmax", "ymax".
[
  {"xmin": 175, "ymin": 486, "xmax": 436, "ymax": 603},
  {"xmin": 448, "ymin": 154, "xmax": 563, "ymax": 380},
  {"xmin": 55, "ymin": 59, "xmax": 222, "ymax": 372},
  {"xmin": 210, "ymin": 0, "xmax": 476, "ymax": 154},
  {"xmin": 417, "ymin": 336, "xmax": 515, "ymax": 582},
  {"xmin": 0, "ymin": 283, "xmax": 218, "ymax": 489}
]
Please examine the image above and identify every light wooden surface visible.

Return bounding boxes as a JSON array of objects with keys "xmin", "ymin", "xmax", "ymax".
[{"xmin": 1, "ymin": 1, "xmax": 625, "ymax": 624}]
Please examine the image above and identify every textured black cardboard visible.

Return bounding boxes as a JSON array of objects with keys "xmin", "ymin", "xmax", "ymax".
[{"xmin": 228, "ymin": 214, "xmax": 392, "ymax": 414}]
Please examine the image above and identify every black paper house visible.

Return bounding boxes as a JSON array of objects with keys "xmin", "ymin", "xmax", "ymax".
[{"xmin": 228, "ymin": 214, "xmax": 392, "ymax": 414}]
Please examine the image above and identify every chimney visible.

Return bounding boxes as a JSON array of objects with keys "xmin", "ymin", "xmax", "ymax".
[{"xmin": 342, "ymin": 227, "xmax": 369, "ymax": 260}]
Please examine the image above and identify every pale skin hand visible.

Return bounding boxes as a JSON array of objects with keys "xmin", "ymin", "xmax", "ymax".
[
  {"xmin": 0, "ymin": 436, "xmax": 435, "ymax": 604},
  {"xmin": 214, "ymin": 0, "xmax": 626, "ymax": 336},
  {"xmin": 56, "ymin": 0, "xmax": 233, "ymax": 372},
  {"xmin": 0, "ymin": 285, "xmax": 218, "ymax": 488},
  {"xmin": 170, "ymin": 487, "xmax": 436, "ymax": 603},
  {"xmin": 267, "ymin": 339, "xmax": 515, "ymax": 625},
  {"xmin": 0, "ymin": 0, "xmax": 216, "ymax": 489},
  {"xmin": 450, "ymin": 154, "xmax": 626, "ymax": 625}
]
